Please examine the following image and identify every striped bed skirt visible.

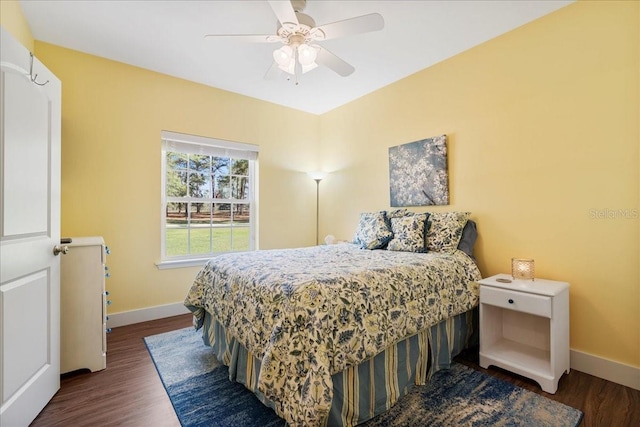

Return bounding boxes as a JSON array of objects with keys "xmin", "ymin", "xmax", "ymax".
[{"xmin": 200, "ymin": 308, "xmax": 478, "ymax": 426}]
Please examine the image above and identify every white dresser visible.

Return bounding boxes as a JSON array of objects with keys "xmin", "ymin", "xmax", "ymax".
[
  {"xmin": 60, "ymin": 236, "xmax": 110, "ymax": 374},
  {"xmin": 478, "ymin": 274, "xmax": 570, "ymax": 394}
]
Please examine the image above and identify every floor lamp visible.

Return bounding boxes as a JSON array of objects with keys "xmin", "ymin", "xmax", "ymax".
[{"xmin": 307, "ymin": 171, "xmax": 327, "ymax": 245}]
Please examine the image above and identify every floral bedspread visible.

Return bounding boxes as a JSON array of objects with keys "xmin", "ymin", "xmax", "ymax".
[{"xmin": 184, "ymin": 244, "xmax": 481, "ymax": 427}]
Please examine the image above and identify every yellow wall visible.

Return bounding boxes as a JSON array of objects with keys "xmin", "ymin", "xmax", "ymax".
[
  {"xmin": 320, "ymin": 0, "xmax": 639, "ymax": 367},
  {"xmin": 0, "ymin": 0, "xmax": 34, "ymax": 51},
  {"xmin": 33, "ymin": 43, "xmax": 321, "ymax": 313},
  {"xmin": 5, "ymin": 0, "xmax": 638, "ymax": 368}
]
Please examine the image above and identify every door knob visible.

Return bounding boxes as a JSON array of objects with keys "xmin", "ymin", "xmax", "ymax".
[{"xmin": 53, "ymin": 245, "xmax": 69, "ymax": 256}]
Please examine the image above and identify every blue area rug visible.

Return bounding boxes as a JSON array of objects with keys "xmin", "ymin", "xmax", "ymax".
[{"xmin": 144, "ymin": 327, "xmax": 583, "ymax": 427}]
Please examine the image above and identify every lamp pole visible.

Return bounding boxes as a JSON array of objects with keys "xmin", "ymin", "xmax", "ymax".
[
  {"xmin": 307, "ymin": 171, "xmax": 327, "ymax": 245},
  {"xmin": 314, "ymin": 178, "xmax": 321, "ymax": 245}
]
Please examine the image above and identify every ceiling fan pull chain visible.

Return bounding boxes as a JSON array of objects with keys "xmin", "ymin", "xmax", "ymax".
[{"xmin": 295, "ymin": 48, "xmax": 300, "ymax": 85}]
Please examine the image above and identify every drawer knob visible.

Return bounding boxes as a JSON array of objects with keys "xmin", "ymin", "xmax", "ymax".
[{"xmin": 508, "ymin": 299, "xmax": 514, "ymax": 304}]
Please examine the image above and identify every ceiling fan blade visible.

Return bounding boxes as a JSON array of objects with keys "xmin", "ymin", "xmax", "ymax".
[
  {"xmin": 267, "ymin": 0, "xmax": 299, "ymax": 27},
  {"xmin": 264, "ymin": 62, "xmax": 284, "ymax": 80},
  {"xmin": 312, "ymin": 13, "xmax": 384, "ymax": 41},
  {"xmin": 204, "ymin": 34, "xmax": 281, "ymax": 43},
  {"xmin": 315, "ymin": 47, "xmax": 355, "ymax": 77}
]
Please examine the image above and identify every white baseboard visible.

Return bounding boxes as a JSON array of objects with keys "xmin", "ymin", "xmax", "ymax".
[
  {"xmin": 107, "ymin": 302, "xmax": 190, "ymax": 328},
  {"xmin": 570, "ymin": 349, "xmax": 640, "ymax": 391},
  {"xmin": 107, "ymin": 304, "xmax": 639, "ymax": 391}
]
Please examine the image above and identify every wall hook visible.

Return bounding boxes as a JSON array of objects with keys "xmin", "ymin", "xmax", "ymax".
[{"xmin": 30, "ymin": 52, "xmax": 49, "ymax": 86}]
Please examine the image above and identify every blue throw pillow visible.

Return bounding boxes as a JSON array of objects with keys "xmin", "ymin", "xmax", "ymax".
[{"xmin": 457, "ymin": 220, "xmax": 478, "ymax": 259}]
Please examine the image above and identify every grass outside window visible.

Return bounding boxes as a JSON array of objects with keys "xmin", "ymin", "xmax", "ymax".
[{"xmin": 165, "ymin": 227, "xmax": 250, "ymax": 256}]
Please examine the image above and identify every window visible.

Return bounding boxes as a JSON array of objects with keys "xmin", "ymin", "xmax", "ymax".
[{"xmin": 159, "ymin": 131, "xmax": 258, "ymax": 268}]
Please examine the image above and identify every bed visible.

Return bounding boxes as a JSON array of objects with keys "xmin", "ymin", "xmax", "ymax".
[{"xmin": 184, "ymin": 211, "xmax": 482, "ymax": 427}]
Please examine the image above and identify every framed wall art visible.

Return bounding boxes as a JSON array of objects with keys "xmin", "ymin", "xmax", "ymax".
[{"xmin": 388, "ymin": 134, "xmax": 449, "ymax": 207}]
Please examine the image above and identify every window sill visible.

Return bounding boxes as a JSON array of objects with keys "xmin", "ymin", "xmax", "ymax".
[{"xmin": 155, "ymin": 258, "xmax": 209, "ymax": 270}]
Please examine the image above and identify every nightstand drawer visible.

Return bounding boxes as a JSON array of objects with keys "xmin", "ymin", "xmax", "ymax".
[{"xmin": 481, "ymin": 286, "xmax": 552, "ymax": 318}]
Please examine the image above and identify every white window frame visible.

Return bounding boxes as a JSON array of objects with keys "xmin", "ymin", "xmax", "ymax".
[{"xmin": 156, "ymin": 131, "xmax": 259, "ymax": 269}]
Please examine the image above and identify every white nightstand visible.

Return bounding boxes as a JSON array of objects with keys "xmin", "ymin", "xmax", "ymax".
[{"xmin": 478, "ymin": 273, "xmax": 570, "ymax": 393}]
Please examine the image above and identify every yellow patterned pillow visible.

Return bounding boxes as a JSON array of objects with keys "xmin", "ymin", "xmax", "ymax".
[{"xmin": 387, "ymin": 213, "xmax": 429, "ymax": 252}]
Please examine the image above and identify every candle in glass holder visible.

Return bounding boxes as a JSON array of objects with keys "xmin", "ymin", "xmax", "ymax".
[{"xmin": 512, "ymin": 258, "xmax": 535, "ymax": 280}]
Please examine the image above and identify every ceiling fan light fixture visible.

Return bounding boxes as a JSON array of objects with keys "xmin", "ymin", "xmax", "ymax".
[
  {"xmin": 301, "ymin": 61, "xmax": 318, "ymax": 74},
  {"xmin": 273, "ymin": 43, "xmax": 317, "ymax": 75},
  {"xmin": 273, "ymin": 45, "xmax": 294, "ymax": 67},
  {"xmin": 297, "ymin": 43, "xmax": 317, "ymax": 66},
  {"xmin": 279, "ymin": 62, "xmax": 296, "ymax": 74},
  {"xmin": 206, "ymin": 0, "xmax": 385, "ymax": 79}
]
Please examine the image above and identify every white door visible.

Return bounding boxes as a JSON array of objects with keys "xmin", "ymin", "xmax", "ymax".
[{"xmin": 0, "ymin": 28, "xmax": 62, "ymax": 426}]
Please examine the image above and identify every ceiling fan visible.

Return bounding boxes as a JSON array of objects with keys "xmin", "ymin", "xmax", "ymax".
[{"xmin": 204, "ymin": 0, "xmax": 384, "ymax": 80}]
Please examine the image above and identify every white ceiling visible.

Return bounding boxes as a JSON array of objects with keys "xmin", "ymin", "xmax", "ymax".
[{"xmin": 20, "ymin": 0, "xmax": 574, "ymax": 115}]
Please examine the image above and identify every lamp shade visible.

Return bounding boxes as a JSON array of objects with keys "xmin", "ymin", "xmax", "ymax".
[
  {"xmin": 512, "ymin": 258, "xmax": 535, "ymax": 280},
  {"xmin": 307, "ymin": 171, "xmax": 327, "ymax": 181}
]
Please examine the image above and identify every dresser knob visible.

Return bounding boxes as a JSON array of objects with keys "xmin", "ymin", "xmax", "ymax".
[{"xmin": 508, "ymin": 299, "xmax": 514, "ymax": 304}]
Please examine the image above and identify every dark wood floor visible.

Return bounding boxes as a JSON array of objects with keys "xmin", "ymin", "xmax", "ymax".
[{"xmin": 32, "ymin": 314, "xmax": 640, "ymax": 427}]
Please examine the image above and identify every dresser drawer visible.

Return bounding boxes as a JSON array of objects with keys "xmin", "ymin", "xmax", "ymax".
[{"xmin": 481, "ymin": 286, "xmax": 552, "ymax": 318}]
